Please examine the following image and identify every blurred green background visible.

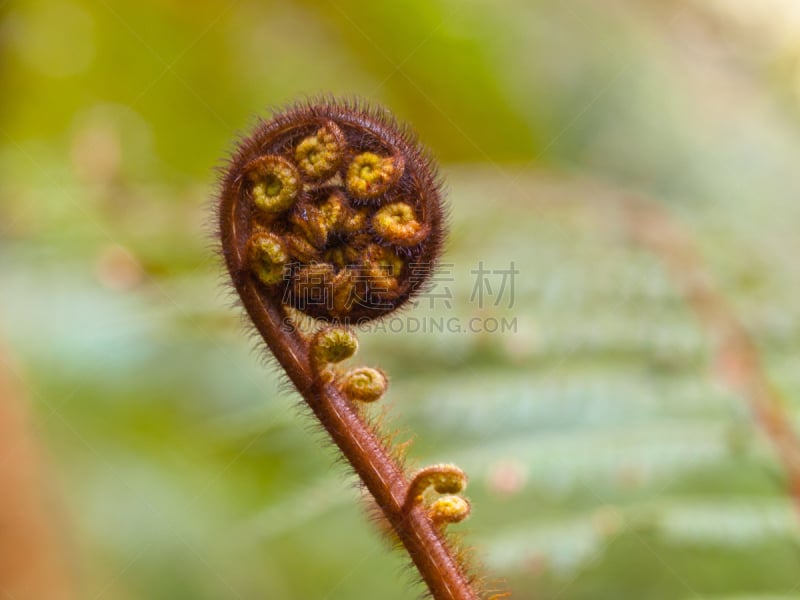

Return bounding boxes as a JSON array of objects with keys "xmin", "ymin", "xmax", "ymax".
[{"xmin": 2, "ymin": 0, "xmax": 800, "ymax": 598}]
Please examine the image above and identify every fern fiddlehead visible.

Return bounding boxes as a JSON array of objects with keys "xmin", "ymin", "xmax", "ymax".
[{"xmin": 217, "ymin": 98, "xmax": 497, "ymax": 599}]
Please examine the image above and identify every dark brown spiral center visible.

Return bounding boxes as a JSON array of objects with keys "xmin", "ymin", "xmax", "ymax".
[{"xmin": 220, "ymin": 100, "xmax": 444, "ymax": 322}]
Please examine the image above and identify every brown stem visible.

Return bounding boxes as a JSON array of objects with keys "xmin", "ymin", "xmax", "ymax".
[
  {"xmin": 616, "ymin": 194, "xmax": 800, "ymax": 516},
  {"xmin": 215, "ymin": 98, "xmax": 505, "ymax": 597},
  {"xmin": 0, "ymin": 339, "xmax": 74, "ymax": 600},
  {"xmin": 222, "ymin": 196, "xmax": 478, "ymax": 597},
  {"xmin": 239, "ymin": 278, "xmax": 478, "ymax": 599},
  {"xmin": 506, "ymin": 169, "xmax": 800, "ymax": 519}
]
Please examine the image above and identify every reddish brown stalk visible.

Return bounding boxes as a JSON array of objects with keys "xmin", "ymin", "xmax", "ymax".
[
  {"xmin": 616, "ymin": 195, "xmax": 800, "ymax": 516},
  {"xmin": 221, "ymin": 188, "xmax": 478, "ymax": 600},
  {"xmin": 216, "ymin": 99, "xmax": 487, "ymax": 599},
  {"xmin": 0, "ymin": 339, "xmax": 74, "ymax": 600},
  {"xmin": 514, "ymin": 172, "xmax": 800, "ymax": 516},
  {"xmin": 494, "ymin": 169, "xmax": 799, "ymax": 519}
]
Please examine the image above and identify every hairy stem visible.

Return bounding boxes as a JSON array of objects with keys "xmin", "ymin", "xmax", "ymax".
[
  {"xmin": 233, "ymin": 272, "xmax": 478, "ymax": 600},
  {"xmin": 217, "ymin": 98, "xmax": 488, "ymax": 599}
]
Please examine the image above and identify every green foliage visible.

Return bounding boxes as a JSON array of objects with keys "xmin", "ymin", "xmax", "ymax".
[{"xmin": 1, "ymin": 1, "xmax": 799, "ymax": 598}]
